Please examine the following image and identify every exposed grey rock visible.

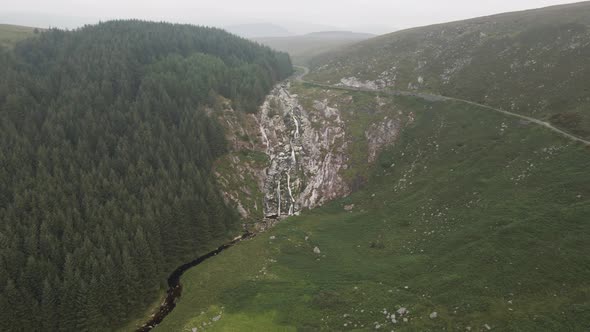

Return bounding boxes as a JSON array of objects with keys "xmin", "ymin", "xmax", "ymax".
[
  {"xmin": 213, "ymin": 106, "xmax": 269, "ymax": 221},
  {"xmin": 338, "ymin": 76, "xmax": 389, "ymax": 90},
  {"xmin": 366, "ymin": 118, "xmax": 400, "ymax": 163},
  {"xmin": 259, "ymin": 84, "xmax": 305, "ymax": 218},
  {"xmin": 313, "ymin": 246, "xmax": 321, "ymax": 254},
  {"xmin": 218, "ymin": 80, "xmax": 405, "ymax": 229},
  {"xmin": 259, "ymin": 83, "xmax": 351, "ymax": 218},
  {"xmin": 429, "ymin": 311, "xmax": 438, "ymax": 319}
]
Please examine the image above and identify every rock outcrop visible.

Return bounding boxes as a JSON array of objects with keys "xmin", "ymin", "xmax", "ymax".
[
  {"xmin": 216, "ymin": 80, "xmax": 406, "ymax": 227},
  {"xmin": 213, "ymin": 102, "xmax": 268, "ymax": 221},
  {"xmin": 258, "ymin": 82, "xmax": 350, "ymax": 218},
  {"xmin": 365, "ymin": 117, "xmax": 400, "ymax": 163}
]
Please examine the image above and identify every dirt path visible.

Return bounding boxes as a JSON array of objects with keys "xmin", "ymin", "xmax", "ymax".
[{"xmin": 295, "ymin": 66, "xmax": 590, "ymax": 146}]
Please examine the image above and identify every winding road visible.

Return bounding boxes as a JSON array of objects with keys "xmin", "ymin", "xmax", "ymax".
[{"xmin": 293, "ymin": 66, "xmax": 590, "ymax": 146}]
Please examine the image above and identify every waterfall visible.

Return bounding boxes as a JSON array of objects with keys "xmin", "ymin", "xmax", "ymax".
[
  {"xmin": 258, "ymin": 119, "xmax": 271, "ymax": 155},
  {"xmin": 277, "ymin": 179, "xmax": 281, "ymax": 216},
  {"xmin": 286, "ymin": 172, "xmax": 295, "ymax": 216},
  {"xmin": 292, "ymin": 114, "xmax": 300, "ymax": 139},
  {"xmin": 291, "ymin": 143, "xmax": 297, "ymax": 165}
]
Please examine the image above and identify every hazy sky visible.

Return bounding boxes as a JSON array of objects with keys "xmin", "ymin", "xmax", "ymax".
[{"xmin": 1, "ymin": 0, "xmax": 583, "ymax": 34}]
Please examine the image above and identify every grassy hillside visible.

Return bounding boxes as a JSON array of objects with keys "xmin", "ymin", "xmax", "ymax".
[
  {"xmin": 309, "ymin": 2, "xmax": 590, "ymax": 139},
  {"xmin": 0, "ymin": 24, "xmax": 39, "ymax": 48},
  {"xmin": 256, "ymin": 31, "xmax": 375, "ymax": 65},
  {"xmin": 153, "ymin": 85, "xmax": 590, "ymax": 331}
]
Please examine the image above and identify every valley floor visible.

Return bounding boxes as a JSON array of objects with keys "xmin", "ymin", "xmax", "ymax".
[{"xmin": 154, "ymin": 86, "xmax": 590, "ymax": 332}]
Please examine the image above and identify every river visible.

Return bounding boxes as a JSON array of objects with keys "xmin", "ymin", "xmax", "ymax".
[{"xmin": 136, "ymin": 232, "xmax": 255, "ymax": 331}]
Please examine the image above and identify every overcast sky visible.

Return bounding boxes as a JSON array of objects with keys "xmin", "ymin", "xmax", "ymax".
[{"xmin": 1, "ymin": 0, "xmax": 583, "ymax": 34}]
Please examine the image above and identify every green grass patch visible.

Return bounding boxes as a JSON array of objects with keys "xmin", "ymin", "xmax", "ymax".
[
  {"xmin": 0, "ymin": 24, "xmax": 39, "ymax": 48},
  {"xmin": 155, "ymin": 94, "xmax": 590, "ymax": 331}
]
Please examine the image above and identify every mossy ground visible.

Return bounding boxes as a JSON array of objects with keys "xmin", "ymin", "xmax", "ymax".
[{"xmin": 155, "ymin": 91, "xmax": 590, "ymax": 332}]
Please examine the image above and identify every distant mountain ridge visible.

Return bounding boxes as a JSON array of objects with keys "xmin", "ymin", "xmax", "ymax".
[
  {"xmin": 255, "ymin": 30, "xmax": 376, "ymax": 65},
  {"xmin": 303, "ymin": 31, "xmax": 376, "ymax": 39},
  {"xmin": 225, "ymin": 23, "xmax": 293, "ymax": 38}
]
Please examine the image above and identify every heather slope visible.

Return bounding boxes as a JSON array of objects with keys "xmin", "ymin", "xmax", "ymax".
[{"xmin": 309, "ymin": 2, "xmax": 590, "ymax": 139}]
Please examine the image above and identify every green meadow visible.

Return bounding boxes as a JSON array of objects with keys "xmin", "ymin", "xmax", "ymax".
[{"xmin": 155, "ymin": 92, "xmax": 590, "ymax": 331}]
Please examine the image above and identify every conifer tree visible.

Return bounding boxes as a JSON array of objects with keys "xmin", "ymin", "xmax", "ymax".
[{"xmin": 0, "ymin": 19, "xmax": 292, "ymax": 331}]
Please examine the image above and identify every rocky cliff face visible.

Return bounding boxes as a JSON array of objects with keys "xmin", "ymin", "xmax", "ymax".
[
  {"xmin": 212, "ymin": 103, "xmax": 268, "ymax": 222},
  {"xmin": 215, "ymin": 81, "xmax": 409, "ymax": 227},
  {"xmin": 258, "ymin": 82, "xmax": 350, "ymax": 218},
  {"xmin": 365, "ymin": 117, "xmax": 400, "ymax": 163}
]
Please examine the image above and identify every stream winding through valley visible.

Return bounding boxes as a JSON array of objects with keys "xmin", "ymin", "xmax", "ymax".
[
  {"xmin": 137, "ymin": 232, "xmax": 255, "ymax": 332},
  {"xmin": 137, "ymin": 70, "xmax": 309, "ymax": 331}
]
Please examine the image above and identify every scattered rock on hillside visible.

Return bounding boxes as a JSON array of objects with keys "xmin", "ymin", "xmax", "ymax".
[
  {"xmin": 429, "ymin": 311, "xmax": 438, "ymax": 319},
  {"xmin": 484, "ymin": 323, "xmax": 492, "ymax": 330},
  {"xmin": 339, "ymin": 77, "xmax": 381, "ymax": 90},
  {"xmin": 344, "ymin": 204, "xmax": 355, "ymax": 211},
  {"xmin": 365, "ymin": 119, "xmax": 400, "ymax": 163},
  {"xmin": 314, "ymin": 246, "xmax": 321, "ymax": 254}
]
